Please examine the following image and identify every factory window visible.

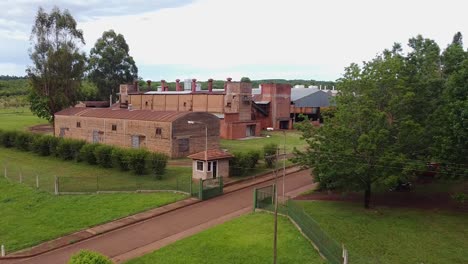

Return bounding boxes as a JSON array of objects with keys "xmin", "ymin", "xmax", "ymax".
[
  {"xmin": 196, "ymin": 161, "xmax": 204, "ymax": 171},
  {"xmin": 112, "ymin": 124, "xmax": 117, "ymax": 131},
  {"xmin": 76, "ymin": 122, "xmax": 81, "ymax": 128},
  {"xmin": 155, "ymin": 127, "xmax": 162, "ymax": 136}
]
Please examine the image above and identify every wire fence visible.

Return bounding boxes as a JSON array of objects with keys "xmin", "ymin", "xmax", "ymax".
[
  {"xmin": 254, "ymin": 186, "xmax": 347, "ymax": 264},
  {"xmin": 1, "ymin": 160, "xmax": 194, "ymax": 195}
]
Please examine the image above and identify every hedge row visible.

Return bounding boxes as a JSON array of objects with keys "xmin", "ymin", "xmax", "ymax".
[
  {"xmin": 0, "ymin": 130, "xmax": 168, "ymax": 177},
  {"xmin": 230, "ymin": 150, "xmax": 261, "ymax": 176}
]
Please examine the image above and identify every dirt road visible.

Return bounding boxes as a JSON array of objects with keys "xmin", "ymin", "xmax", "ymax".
[{"xmin": 5, "ymin": 169, "xmax": 313, "ymax": 264}]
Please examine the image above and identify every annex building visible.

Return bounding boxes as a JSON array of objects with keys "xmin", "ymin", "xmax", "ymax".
[{"xmin": 54, "ymin": 108, "xmax": 220, "ymax": 158}]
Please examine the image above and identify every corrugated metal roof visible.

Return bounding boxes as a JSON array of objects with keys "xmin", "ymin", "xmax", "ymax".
[
  {"xmin": 55, "ymin": 108, "xmax": 192, "ymax": 122},
  {"xmin": 187, "ymin": 149, "xmax": 233, "ymax": 161},
  {"xmin": 291, "ymin": 87, "xmax": 321, "ymax": 101}
]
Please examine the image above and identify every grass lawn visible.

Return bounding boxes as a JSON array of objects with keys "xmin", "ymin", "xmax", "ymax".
[
  {"xmin": 125, "ymin": 213, "xmax": 325, "ymax": 264},
  {"xmin": 0, "ymin": 108, "xmax": 48, "ymax": 131},
  {"xmin": 220, "ymin": 130, "xmax": 305, "ymax": 153},
  {"xmin": 298, "ymin": 201, "xmax": 468, "ymax": 264},
  {"xmin": 0, "ymin": 178, "xmax": 187, "ymax": 252},
  {"xmin": 0, "ymin": 147, "xmax": 193, "ymax": 193}
]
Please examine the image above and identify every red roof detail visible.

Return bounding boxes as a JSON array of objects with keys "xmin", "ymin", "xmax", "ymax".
[
  {"xmin": 55, "ymin": 107, "xmax": 192, "ymax": 122},
  {"xmin": 187, "ymin": 149, "xmax": 233, "ymax": 161}
]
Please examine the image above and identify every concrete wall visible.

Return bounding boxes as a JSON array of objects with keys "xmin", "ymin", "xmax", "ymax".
[{"xmin": 191, "ymin": 159, "xmax": 230, "ymax": 180}]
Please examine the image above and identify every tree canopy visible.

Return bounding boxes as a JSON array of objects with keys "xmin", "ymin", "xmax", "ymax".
[
  {"xmin": 294, "ymin": 33, "xmax": 468, "ymax": 208},
  {"xmin": 88, "ymin": 29, "xmax": 138, "ymax": 101},
  {"xmin": 27, "ymin": 7, "xmax": 86, "ymax": 122}
]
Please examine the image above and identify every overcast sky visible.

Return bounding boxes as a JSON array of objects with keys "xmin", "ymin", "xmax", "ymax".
[{"xmin": 0, "ymin": 0, "xmax": 467, "ymax": 81}]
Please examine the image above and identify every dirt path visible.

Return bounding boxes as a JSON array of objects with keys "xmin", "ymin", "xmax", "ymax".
[{"xmin": 5, "ymin": 170, "xmax": 314, "ymax": 264}]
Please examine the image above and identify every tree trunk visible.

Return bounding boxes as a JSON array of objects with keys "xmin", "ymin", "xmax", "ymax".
[{"xmin": 364, "ymin": 182, "xmax": 371, "ymax": 209}]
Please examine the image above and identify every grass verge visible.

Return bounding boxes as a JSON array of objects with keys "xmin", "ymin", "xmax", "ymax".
[
  {"xmin": 0, "ymin": 108, "xmax": 47, "ymax": 131},
  {"xmin": 125, "ymin": 213, "xmax": 325, "ymax": 264},
  {"xmin": 298, "ymin": 201, "xmax": 468, "ymax": 264},
  {"xmin": 220, "ymin": 130, "xmax": 305, "ymax": 153},
  {"xmin": 0, "ymin": 177, "xmax": 187, "ymax": 252}
]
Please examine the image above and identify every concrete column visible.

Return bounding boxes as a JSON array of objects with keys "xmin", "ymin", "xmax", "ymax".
[
  {"xmin": 191, "ymin": 79, "xmax": 197, "ymax": 93},
  {"xmin": 161, "ymin": 80, "xmax": 166, "ymax": 91},
  {"xmin": 146, "ymin": 80, "xmax": 152, "ymax": 91}
]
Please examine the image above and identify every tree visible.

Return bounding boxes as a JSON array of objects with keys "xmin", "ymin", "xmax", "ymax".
[
  {"xmin": 27, "ymin": 7, "xmax": 86, "ymax": 122},
  {"xmin": 88, "ymin": 30, "xmax": 138, "ymax": 101},
  {"xmin": 294, "ymin": 41, "xmax": 433, "ymax": 208},
  {"xmin": 240, "ymin": 77, "xmax": 251, "ymax": 83}
]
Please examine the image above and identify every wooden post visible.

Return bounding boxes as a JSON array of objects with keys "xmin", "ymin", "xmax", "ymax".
[
  {"xmin": 19, "ymin": 169, "xmax": 22, "ymax": 183},
  {"xmin": 54, "ymin": 176, "xmax": 59, "ymax": 195},
  {"xmin": 253, "ymin": 187, "xmax": 257, "ymax": 212},
  {"xmin": 4, "ymin": 166, "xmax": 6, "ymax": 179},
  {"xmin": 342, "ymin": 244, "xmax": 348, "ymax": 264},
  {"xmin": 36, "ymin": 174, "xmax": 39, "ymax": 189},
  {"xmin": 1, "ymin": 244, "xmax": 5, "ymax": 257}
]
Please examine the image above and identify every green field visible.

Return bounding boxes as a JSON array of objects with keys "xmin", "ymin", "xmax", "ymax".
[
  {"xmin": 298, "ymin": 201, "xmax": 468, "ymax": 264},
  {"xmin": 0, "ymin": 147, "xmax": 193, "ymax": 193},
  {"xmin": 0, "ymin": 178, "xmax": 187, "ymax": 252},
  {"xmin": 0, "ymin": 108, "xmax": 48, "ymax": 131},
  {"xmin": 126, "ymin": 213, "xmax": 325, "ymax": 264},
  {"xmin": 220, "ymin": 130, "xmax": 305, "ymax": 153}
]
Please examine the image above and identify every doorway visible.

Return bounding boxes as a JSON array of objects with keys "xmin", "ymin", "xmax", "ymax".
[
  {"xmin": 208, "ymin": 161, "xmax": 218, "ymax": 178},
  {"xmin": 246, "ymin": 125, "xmax": 256, "ymax": 137}
]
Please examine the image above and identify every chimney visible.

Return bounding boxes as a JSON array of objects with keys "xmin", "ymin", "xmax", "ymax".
[
  {"xmin": 191, "ymin": 78, "xmax": 197, "ymax": 93},
  {"xmin": 161, "ymin": 80, "xmax": 166, "ymax": 91},
  {"xmin": 134, "ymin": 81, "xmax": 139, "ymax": 92},
  {"xmin": 176, "ymin": 79, "xmax": 181, "ymax": 91},
  {"xmin": 208, "ymin": 78, "xmax": 213, "ymax": 93},
  {"xmin": 224, "ymin": 77, "xmax": 232, "ymax": 92},
  {"xmin": 146, "ymin": 80, "xmax": 152, "ymax": 91}
]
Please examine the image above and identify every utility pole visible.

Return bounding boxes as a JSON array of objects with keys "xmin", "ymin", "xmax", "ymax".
[
  {"xmin": 282, "ymin": 130, "xmax": 286, "ymax": 201},
  {"xmin": 273, "ymin": 147, "xmax": 279, "ymax": 264}
]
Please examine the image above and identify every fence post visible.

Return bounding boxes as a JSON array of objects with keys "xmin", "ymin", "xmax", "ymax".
[
  {"xmin": 36, "ymin": 174, "xmax": 39, "ymax": 189},
  {"xmin": 198, "ymin": 178, "xmax": 203, "ymax": 200},
  {"xmin": 219, "ymin": 176, "xmax": 223, "ymax": 193},
  {"xmin": 19, "ymin": 168, "xmax": 23, "ymax": 183},
  {"xmin": 1, "ymin": 244, "xmax": 5, "ymax": 256},
  {"xmin": 176, "ymin": 174, "xmax": 179, "ymax": 191},
  {"xmin": 54, "ymin": 176, "xmax": 59, "ymax": 195},
  {"xmin": 253, "ymin": 188, "xmax": 257, "ymax": 212},
  {"xmin": 96, "ymin": 175, "xmax": 99, "ymax": 193},
  {"xmin": 342, "ymin": 244, "xmax": 348, "ymax": 264}
]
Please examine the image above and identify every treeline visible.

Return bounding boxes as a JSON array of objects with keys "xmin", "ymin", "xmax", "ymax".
[{"xmin": 0, "ymin": 78, "xmax": 29, "ymax": 97}]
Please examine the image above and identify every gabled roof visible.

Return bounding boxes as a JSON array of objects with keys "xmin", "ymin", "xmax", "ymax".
[
  {"xmin": 291, "ymin": 87, "xmax": 321, "ymax": 101},
  {"xmin": 55, "ymin": 107, "xmax": 193, "ymax": 122},
  {"xmin": 188, "ymin": 149, "xmax": 233, "ymax": 161}
]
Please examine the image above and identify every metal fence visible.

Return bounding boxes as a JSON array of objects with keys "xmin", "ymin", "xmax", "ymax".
[
  {"xmin": 1, "ymin": 161, "xmax": 194, "ymax": 195},
  {"xmin": 254, "ymin": 186, "xmax": 348, "ymax": 264},
  {"xmin": 197, "ymin": 177, "xmax": 223, "ymax": 200}
]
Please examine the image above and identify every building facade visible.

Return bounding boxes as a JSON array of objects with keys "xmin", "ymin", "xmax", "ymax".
[{"xmin": 54, "ymin": 108, "xmax": 220, "ymax": 158}]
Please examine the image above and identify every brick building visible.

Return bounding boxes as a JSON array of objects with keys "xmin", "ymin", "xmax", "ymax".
[
  {"xmin": 54, "ymin": 108, "xmax": 220, "ymax": 158},
  {"xmin": 119, "ymin": 79, "xmax": 292, "ymax": 139},
  {"xmin": 188, "ymin": 149, "xmax": 233, "ymax": 179}
]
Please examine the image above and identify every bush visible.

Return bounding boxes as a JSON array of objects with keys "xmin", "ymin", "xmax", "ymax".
[
  {"xmin": 31, "ymin": 134, "xmax": 44, "ymax": 153},
  {"xmin": 246, "ymin": 150, "xmax": 261, "ymax": 168},
  {"xmin": 149, "ymin": 152, "xmax": 169, "ymax": 179},
  {"xmin": 31, "ymin": 135, "xmax": 54, "ymax": 156},
  {"xmin": 14, "ymin": 132, "xmax": 34, "ymax": 151},
  {"xmin": 230, "ymin": 152, "xmax": 250, "ymax": 176},
  {"xmin": 129, "ymin": 149, "xmax": 150, "ymax": 175},
  {"xmin": 94, "ymin": 145, "xmax": 114, "ymax": 168},
  {"xmin": 48, "ymin": 136, "xmax": 60, "ymax": 156},
  {"xmin": 56, "ymin": 138, "xmax": 86, "ymax": 161},
  {"xmin": 111, "ymin": 148, "xmax": 131, "ymax": 171},
  {"xmin": 1, "ymin": 130, "xmax": 17, "ymax": 148},
  {"xmin": 80, "ymin": 143, "xmax": 100, "ymax": 165},
  {"xmin": 68, "ymin": 250, "xmax": 113, "ymax": 264},
  {"xmin": 263, "ymin": 143, "xmax": 278, "ymax": 168}
]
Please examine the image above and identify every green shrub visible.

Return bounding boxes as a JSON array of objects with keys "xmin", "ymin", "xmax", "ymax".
[
  {"xmin": 1, "ymin": 130, "xmax": 17, "ymax": 148},
  {"xmin": 246, "ymin": 150, "xmax": 261, "ymax": 168},
  {"xmin": 68, "ymin": 250, "xmax": 113, "ymax": 264},
  {"xmin": 48, "ymin": 136, "xmax": 60, "ymax": 156},
  {"xmin": 80, "ymin": 143, "xmax": 100, "ymax": 165},
  {"xmin": 263, "ymin": 143, "xmax": 278, "ymax": 168},
  {"xmin": 111, "ymin": 148, "xmax": 131, "ymax": 171},
  {"xmin": 31, "ymin": 134, "xmax": 44, "ymax": 153},
  {"xmin": 56, "ymin": 139, "xmax": 86, "ymax": 161},
  {"xmin": 149, "ymin": 152, "xmax": 169, "ymax": 179},
  {"xmin": 94, "ymin": 145, "xmax": 114, "ymax": 168},
  {"xmin": 230, "ymin": 151, "xmax": 250, "ymax": 176},
  {"xmin": 14, "ymin": 132, "xmax": 34, "ymax": 151},
  {"xmin": 129, "ymin": 149, "xmax": 149, "ymax": 175}
]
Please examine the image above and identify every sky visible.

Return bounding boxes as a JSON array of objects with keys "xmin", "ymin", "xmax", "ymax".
[{"xmin": 0, "ymin": 0, "xmax": 467, "ymax": 82}]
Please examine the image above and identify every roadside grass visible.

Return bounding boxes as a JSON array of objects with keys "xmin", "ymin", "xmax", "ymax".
[
  {"xmin": 220, "ymin": 130, "xmax": 305, "ymax": 153},
  {"xmin": 0, "ymin": 147, "xmax": 193, "ymax": 193},
  {"xmin": 125, "ymin": 213, "xmax": 325, "ymax": 264},
  {"xmin": 0, "ymin": 108, "xmax": 47, "ymax": 131},
  {"xmin": 0, "ymin": 178, "xmax": 187, "ymax": 252},
  {"xmin": 298, "ymin": 201, "xmax": 468, "ymax": 264}
]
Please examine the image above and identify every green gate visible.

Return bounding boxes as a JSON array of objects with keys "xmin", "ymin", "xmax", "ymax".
[
  {"xmin": 197, "ymin": 176, "xmax": 223, "ymax": 200},
  {"xmin": 253, "ymin": 184, "xmax": 276, "ymax": 211}
]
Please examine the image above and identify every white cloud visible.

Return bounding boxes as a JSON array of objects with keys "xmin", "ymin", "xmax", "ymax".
[{"xmin": 0, "ymin": 63, "xmax": 26, "ymax": 76}]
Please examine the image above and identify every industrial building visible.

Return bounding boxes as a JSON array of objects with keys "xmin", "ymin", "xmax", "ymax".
[
  {"xmin": 54, "ymin": 108, "xmax": 220, "ymax": 158},
  {"xmin": 119, "ymin": 79, "xmax": 293, "ymax": 139}
]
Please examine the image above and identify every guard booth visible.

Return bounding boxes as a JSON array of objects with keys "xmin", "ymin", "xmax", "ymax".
[{"xmin": 188, "ymin": 149, "xmax": 233, "ymax": 200}]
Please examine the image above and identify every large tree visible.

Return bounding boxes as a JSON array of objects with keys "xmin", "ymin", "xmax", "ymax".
[
  {"xmin": 294, "ymin": 37, "xmax": 448, "ymax": 208},
  {"xmin": 27, "ymin": 7, "xmax": 86, "ymax": 122},
  {"xmin": 88, "ymin": 30, "xmax": 138, "ymax": 101}
]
